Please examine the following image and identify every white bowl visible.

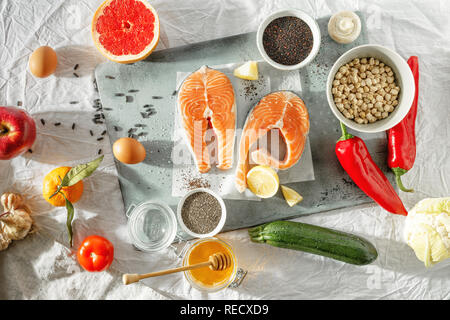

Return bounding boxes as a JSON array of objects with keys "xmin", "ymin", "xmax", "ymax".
[
  {"xmin": 177, "ymin": 188, "xmax": 227, "ymax": 239},
  {"xmin": 326, "ymin": 44, "xmax": 415, "ymax": 133},
  {"xmin": 256, "ymin": 9, "xmax": 321, "ymax": 71}
]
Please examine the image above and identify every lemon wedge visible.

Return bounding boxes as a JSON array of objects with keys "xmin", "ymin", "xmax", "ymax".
[
  {"xmin": 246, "ymin": 165, "xmax": 279, "ymax": 198},
  {"xmin": 281, "ymin": 186, "xmax": 303, "ymax": 207},
  {"xmin": 233, "ymin": 61, "xmax": 259, "ymax": 80}
]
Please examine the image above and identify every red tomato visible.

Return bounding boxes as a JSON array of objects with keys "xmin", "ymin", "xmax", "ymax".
[{"xmin": 77, "ymin": 235, "xmax": 114, "ymax": 272}]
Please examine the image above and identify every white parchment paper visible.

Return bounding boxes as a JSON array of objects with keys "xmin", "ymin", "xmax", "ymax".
[{"xmin": 172, "ymin": 61, "xmax": 314, "ymax": 200}]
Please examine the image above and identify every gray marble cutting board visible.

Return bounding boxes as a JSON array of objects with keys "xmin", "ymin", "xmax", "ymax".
[{"xmin": 95, "ymin": 13, "xmax": 395, "ymax": 239}]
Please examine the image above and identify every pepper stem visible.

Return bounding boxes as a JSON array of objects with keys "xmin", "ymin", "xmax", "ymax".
[
  {"xmin": 392, "ymin": 167, "xmax": 414, "ymax": 193},
  {"xmin": 338, "ymin": 122, "xmax": 354, "ymax": 141}
]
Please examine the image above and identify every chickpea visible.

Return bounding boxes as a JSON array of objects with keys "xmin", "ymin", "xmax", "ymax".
[{"xmin": 332, "ymin": 57, "xmax": 399, "ymax": 125}]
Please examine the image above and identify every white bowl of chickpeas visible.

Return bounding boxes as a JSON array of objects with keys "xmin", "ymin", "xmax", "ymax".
[{"xmin": 326, "ymin": 44, "xmax": 415, "ymax": 133}]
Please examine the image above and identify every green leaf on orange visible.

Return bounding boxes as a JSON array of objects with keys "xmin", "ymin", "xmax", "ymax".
[
  {"xmin": 61, "ymin": 155, "xmax": 104, "ymax": 187},
  {"xmin": 61, "ymin": 192, "xmax": 75, "ymax": 247}
]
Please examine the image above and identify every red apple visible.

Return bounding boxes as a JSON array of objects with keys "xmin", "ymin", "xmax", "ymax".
[{"xmin": 0, "ymin": 106, "xmax": 36, "ymax": 160}]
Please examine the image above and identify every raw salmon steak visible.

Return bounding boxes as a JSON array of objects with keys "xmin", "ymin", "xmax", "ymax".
[
  {"xmin": 178, "ymin": 66, "xmax": 236, "ymax": 173},
  {"xmin": 236, "ymin": 91, "xmax": 310, "ymax": 192}
]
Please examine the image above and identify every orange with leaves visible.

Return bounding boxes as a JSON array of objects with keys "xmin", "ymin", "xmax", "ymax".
[
  {"xmin": 43, "ymin": 167, "xmax": 84, "ymax": 207},
  {"xmin": 42, "ymin": 156, "xmax": 104, "ymax": 246}
]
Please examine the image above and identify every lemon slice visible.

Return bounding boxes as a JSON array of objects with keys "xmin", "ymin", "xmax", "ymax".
[
  {"xmin": 246, "ymin": 165, "xmax": 279, "ymax": 198},
  {"xmin": 233, "ymin": 61, "xmax": 259, "ymax": 80},
  {"xmin": 281, "ymin": 186, "xmax": 303, "ymax": 207}
]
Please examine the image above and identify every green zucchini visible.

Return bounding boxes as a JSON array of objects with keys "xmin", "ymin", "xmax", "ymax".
[{"xmin": 248, "ymin": 220, "xmax": 378, "ymax": 265}]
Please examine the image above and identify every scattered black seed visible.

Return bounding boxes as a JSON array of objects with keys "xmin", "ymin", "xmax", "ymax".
[
  {"xmin": 90, "ymin": 130, "xmax": 94, "ymax": 136},
  {"xmin": 128, "ymin": 133, "xmax": 137, "ymax": 139},
  {"xmin": 128, "ymin": 128, "xmax": 137, "ymax": 134},
  {"xmin": 103, "ymin": 107, "xmax": 113, "ymax": 111},
  {"xmin": 92, "ymin": 119, "xmax": 103, "ymax": 124},
  {"xmin": 94, "ymin": 114, "xmax": 101, "ymax": 119},
  {"xmin": 98, "ymin": 149, "xmax": 102, "ymax": 155},
  {"xmin": 17, "ymin": 101, "xmax": 23, "ymax": 106},
  {"xmin": 54, "ymin": 122, "xmax": 61, "ymax": 126},
  {"xmin": 126, "ymin": 96, "xmax": 134, "ymax": 103},
  {"xmin": 40, "ymin": 119, "xmax": 45, "ymax": 125},
  {"xmin": 101, "ymin": 130, "xmax": 106, "ymax": 136},
  {"xmin": 69, "ymin": 101, "xmax": 79, "ymax": 104},
  {"xmin": 137, "ymin": 132, "xmax": 147, "ymax": 137},
  {"xmin": 152, "ymin": 96, "xmax": 163, "ymax": 99},
  {"xmin": 73, "ymin": 73, "xmax": 79, "ymax": 78},
  {"xmin": 94, "ymin": 98, "xmax": 101, "ymax": 103},
  {"xmin": 93, "ymin": 79, "xmax": 98, "ymax": 92},
  {"xmin": 134, "ymin": 124, "xmax": 146, "ymax": 128},
  {"xmin": 72, "ymin": 123, "xmax": 76, "ymax": 130},
  {"xmin": 97, "ymin": 137, "xmax": 104, "ymax": 141},
  {"xmin": 105, "ymin": 75, "xmax": 115, "ymax": 79},
  {"xmin": 28, "ymin": 149, "xmax": 32, "ymax": 153},
  {"xmin": 171, "ymin": 90, "xmax": 177, "ymax": 96},
  {"xmin": 140, "ymin": 112, "xmax": 150, "ymax": 118},
  {"xmin": 113, "ymin": 126, "xmax": 122, "ymax": 132},
  {"xmin": 115, "ymin": 93, "xmax": 125, "ymax": 97},
  {"xmin": 128, "ymin": 89, "xmax": 139, "ymax": 93},
  {"xmin": 74, "ymin": 64, "xmax": 79, "ymax": 70}
]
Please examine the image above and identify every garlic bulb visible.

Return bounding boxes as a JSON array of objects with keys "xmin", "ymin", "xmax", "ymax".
[
  {"xmin": 328, "ymin": 11, "xmax": 361, "ymax": 44},
  {"xmin": 0, "ymin": 192, "xmax": 33, "ymax": 251}
]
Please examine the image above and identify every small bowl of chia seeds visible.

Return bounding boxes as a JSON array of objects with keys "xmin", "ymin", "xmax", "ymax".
[
  {"xmin": 256, "ymin": 9, "xmax": 321, "ymax": 71},
  {"xmin": 177, "ymin": 188, "xmax": 227, "ymax": 239}
]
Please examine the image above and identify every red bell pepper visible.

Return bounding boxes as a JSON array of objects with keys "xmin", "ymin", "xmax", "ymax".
[
  {"xmin": 387, "ymin": 56, "xmax": 419, "ymax": 192},
  {"xmin": 336, "ymin": 122, "xmax": 408, "ymax": 215}
]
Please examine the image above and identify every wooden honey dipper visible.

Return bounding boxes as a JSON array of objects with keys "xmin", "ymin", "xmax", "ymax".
[{"xmin": 122, "ymin": 252, "xmax": 231, "ymax": 285}]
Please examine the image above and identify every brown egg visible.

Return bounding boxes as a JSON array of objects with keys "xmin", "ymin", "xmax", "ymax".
[
  {"xmin": 29, "ymin": 46, "xmax": 58, "ymax": 78},
  {"xmin": 113, "ymin": 137, "xmax": 146, "ymax": 164}
]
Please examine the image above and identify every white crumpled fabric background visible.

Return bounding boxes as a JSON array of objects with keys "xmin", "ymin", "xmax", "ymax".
[{"xmin": 0, "ymin": 0, "xmax": 449, "ymax": 300}]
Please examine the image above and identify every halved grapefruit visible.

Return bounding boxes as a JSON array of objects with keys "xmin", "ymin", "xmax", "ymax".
[{"xmin": 92, "ymin": 0, "xmax": 160, "ymax": 64}]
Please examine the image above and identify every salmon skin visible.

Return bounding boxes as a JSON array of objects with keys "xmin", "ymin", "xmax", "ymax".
[
  {"xmin": 236, "ymin": 91, "xmax": 310, "ymax": 193},
  {"xmin": 178, "ymin": 66, "xmax": 236, "ymax": 173}
]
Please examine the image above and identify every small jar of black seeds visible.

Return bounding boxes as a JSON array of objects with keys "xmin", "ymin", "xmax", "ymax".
[
  {"xmin": 257, "ymin": 9, "xmax": 321, "ymax": 70},
  {"xmin": 177, "ymin": 188, "xmax": 227, "ymax": 238}
]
